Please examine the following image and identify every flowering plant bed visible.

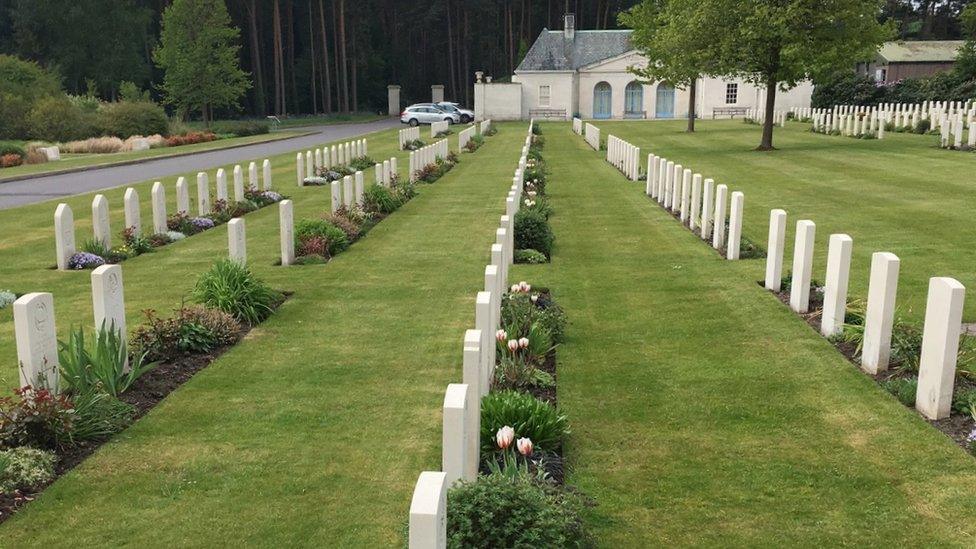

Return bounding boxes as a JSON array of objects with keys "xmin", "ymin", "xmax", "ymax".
[
  {"xmin": 515, "ymin": 128, "xmax": 555, "ymax": 263},
  {"xmin": 413, "ymin": 152, "xmax": 458, "ymax": 184}
]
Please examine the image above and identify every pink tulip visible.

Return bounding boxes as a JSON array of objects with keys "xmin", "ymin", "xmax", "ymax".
[
  {"xmin": 518, "ymin": 337, "xmax": 529, "ymax": 349},
  {"xmin": 495, "ymin": 329, "xmax": 507, "ymax": 342},
  {"xmin": 519, "ymin": 281, "xmax": 531, "ymax": 293},
  {"xmin": 516, "ymin": 437, "xmax": 533, "ymax": 456},
  {"xmin": 507, "ymin": 340, "xmax": 519, "ymax": 353},
  {"xmin": 496, "ymin": 426, "xmax": 515, "ymax": 449},
  {"xmin": 510, "ymin": 284, "xmax": 520, "ymax": 293}
]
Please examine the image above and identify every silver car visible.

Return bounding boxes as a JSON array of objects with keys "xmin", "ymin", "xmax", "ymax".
[
  {"xmin": 400, "ymin": 103, "xmax": 459, "ymax": 126},
  {"xmin": 436, "ymin": 102, "xmax": 474, "ymax": 123}
]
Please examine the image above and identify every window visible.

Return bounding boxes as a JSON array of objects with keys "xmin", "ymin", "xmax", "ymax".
[
  {"xmin": 725, "ymin": 83, "xmax": 738, "ymax": 105},
  {"xmin": 539, "ymin": 85, "xmax": 551, "ymax": 107}
]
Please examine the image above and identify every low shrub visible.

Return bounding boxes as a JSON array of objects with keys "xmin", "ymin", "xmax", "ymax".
[
  {"xmin": 349, "ymin": 156, "xmax": 375, "ymax": 171},
  {"xmin": 514, "ymin": 209, "xmax": 554, "ymax": 258},
  {"xmin": 515, "ymin": 249, "xmax": 547, "ymax": 264},
  {"xmin": 914, "ymin": 118, "xmax": 931, "ymax": 134},
  {"xmin": 0, "ymin": 290, "xmax": 16, "ymax": 309},
  {"xmin": 130, "ymin": 305, "xmax": 241, "ymax": 362},
  {"xmin": 165, "ymin": 131, "xmax": 217, "ymax": 147},
  {"xmin": 0, "ymin": 153, "xmax": 22, "ymax": 168},
  {"xmin": 404, "ymin": 138, "xmax": 426, "ymax": 150},
  {"xmin": 211, "ymin": 120, "xmax": 269, "ymax": 137},
  {"xmin": 24, "ymin": 149, "xmax": 48, "ymax": 164},
  {"xmin": 952, "ymin": 387, "xmax": 976, "ymax": 415},
  {"xmin": 97, "ymin": 101, "xmax": 169, "ymax": 139},
  {"xmin": 881, "ymin": 377, "xmax": 918, "ymax": 407},
  {"xmin": 58, "ymin": 324, "xmax": 155, "ymax": 397},
  {"xmin": 0, "ymin": 447, "xmax": 57, "ymax": 494},
  {"xmin": 67, "ymin": 252, "xmax": 106, "ymax": 270},
  {"xmin": 447, "ymin": 475, "xmax": 589, "ymax": 548},
  {"xmin": 522, "ymin": 195, "xmax": 553, "ymax": 219},
  {"xmin": 0, "ymin": 387, "xmax": 75, "ymax": 451},
  {"xmin": 193, "ymin": 260, "xmax": 281, "ymax": 325},
  {"xmin": 493, "ymin": 354, "xmax": 555, "ymax": 394},
  {"xmin": 27, "ymin": 96, "xmax": 94, "ymax": 142},
  {"xmin": 362, "ymin": 185, "xmax": 401, "ymax": 214},
  {"xmin": 326, "ymin": 207, "xmax": 367, "ymax": 241},
  {"xmin": 61, "ymin": 136, "xmax": 125, "ymax": 154},
  {"xmin": 295, "ymin": 218, "xmax": 349, "ymax": 257},
  {"xmin": 502, "ymin": 284, "xmax": 567, "ymax": 345},
  {"xmin": 0, "ymin": 142, "xmax": 26, "ymax": 157},
  {"xmin": 70, "ymin": 390, "xmax": 134, "ymax": 442},
  {"xmin": 480, "ymin": 391, "xmax": 568, "ymax": 456}
]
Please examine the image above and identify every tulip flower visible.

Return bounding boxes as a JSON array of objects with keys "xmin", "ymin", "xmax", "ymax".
[
  {"xmin": 495, "ymin": 329, "xmax": 507, "ymax": 341},
  {"xmin": 518, "ymin": 281, "xmax": 531, "ymax": 293},
  {"xmin": 516, "ymin": 437, "xmax": 533, "ymax": 456},
  {"xmin": 496, "ymin": 426, "xmax": 515, "ymax": 449},
  {"xmin": 507, "ymin": 340, "xmax": 519, "ymax": 353},
  {"xmin": 510, "ymin": 284, "xmax": 520, "ymax": 293},
  {"xmin": 530, "ymin": 294, "xmax": 538, "ymax": 303},
  {"xmin": 518, "ymin": 337, "xmax": 529, "ymax": 349}
]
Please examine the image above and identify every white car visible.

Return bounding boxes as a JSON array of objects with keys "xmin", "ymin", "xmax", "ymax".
[
  {"xmin": 435, "ymin": 102, "xmax": 474, "ymax": 123},
  {"xmin": 400, "ymin": 104, "xmax": 459, "ymax": 126}
]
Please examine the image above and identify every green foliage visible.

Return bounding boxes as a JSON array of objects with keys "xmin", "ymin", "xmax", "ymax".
[
  {"xmin": 0, "ymin": 55, "xmax": 62, "ymax": 139},
  {"xmin": 480, "ymin": 391, "xmax": 569, "ymax": 455},
  {"xmin": 130, "ymin": 306, "xmax": 241, "ymax": 362},
  {"xmin": 69, "ymin": 390, "xmax": 134, "ymax": 442},
  {"xmin": 493, "ymin": 354, "xmax": 555, "ymax": 394},
  {"xmin": 952, "ymin": 387, "xmax": 976, "ymax": 415},
  {"xmin": 118, "ymin": 81, "xmax": 151, "ymax": 102},
  {"xmin": 154, "ymin": 0, "xmax": 250, "ymax": 123},
  {"xmin": 502, "ymin": 290, "xmax": 567, "ymax": 345},
  {"xmin": 515, "ymin": 249, "xmax": 547, "ymax": 264},
  {"xmin": 0, "ymin": 142, "xmax": 26, "ymax": 157},
  {"xmin": 514, "ymin": 209, "xmax": 554, "ymax": 258},
  {"xmin": 447, "ymin": 475, "xmax": 590, "ymax": 548},
  {"xmin": 0, "ymin": 447, "xmax": 57, "ymax": 494},
  {"xmin": 27, "ymin": 96, "xmax": 94, "ymax": 142},
  {"xmin": 210, "ymin": 120, "xmax": 270, "ymax": 137},
  {"xmin": 57, "ymin": 323, "xmax": 156, "ymax": 397},
  {"xmin": 295, "ymin": 219, "xmax": 350, "ymax": 256},
  {"xmin": 811, "ymin": 72, "xmax": 886, "ymax": 109},
  {"xmin": 362, "ymin": 185, "xmax": 401, "ymax": 215},
  {"xmin": 193, "ymin": 259, "xmax": 280, "ymax": 325},
  {"xmin": 0, "ymin": 387, "xmax": 75, "ymax": 451},
  {"xmin": 97, "ymin": 101, "xmax": 169, "ymax": 138},
  {"xmin": 348, "ymin": 156, "xmax": 375, "ymax": 171},
  {"xmin": 882, "ymin": 377, "xmax": 918, "ymax": 407}
]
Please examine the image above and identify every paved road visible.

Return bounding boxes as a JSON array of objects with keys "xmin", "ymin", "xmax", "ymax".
[{"xmin": 0, "ymin": 118, "xmax": 400, "ymax": 210}]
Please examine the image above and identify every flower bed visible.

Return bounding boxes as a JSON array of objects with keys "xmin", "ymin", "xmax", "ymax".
[
  {"xmin": 0, "ymin": 261, "xmax": 284, "ymax": 523},
  {"xmin": 515, "ymin": 126, "xmax": 554, "ymax": 263},
  {"xmin": 301, "ymin": 156, "xmax": 374, "ymax": 186},
  {"xmin": 65, "ymin": 189, "xmax": 284, "ymax": 269}
]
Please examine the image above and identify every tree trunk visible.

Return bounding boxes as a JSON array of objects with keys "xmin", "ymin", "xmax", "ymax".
[
  {"xmin": 285, "ymin": 0, "xmax": 298, "ymax": 113},
  {"xmin": 351, "ymin": 27, "xmax": 358, "ymax": 112},
  {"xmin": 272, "ymin": 0, "xmax": 285, "ymax": 115},
  {"xmin": 687, "ymin": 79, "xmax": 697, "ymax": 132},
  {"xmin": 308, "ymin": 2, "xmax": 317, "ymax": 115},
  {"xmin": 758, "ymin": 79, "xmax": 778, "ymax": 151},
  {"xmin": 339, "ymin": 0, "xmax": 350, "ymax": 112},
  {"xmin": 447, "ymin": 0, "xmax": 457, "ymax": 100},
  {"xmin": 246, "ymin": 0, "xmax": 266, "ymax": 116},
  {"xmin": 332, "ymin": 0, "xmax": 341, "ymax": 112},
  {"xmin": 318, "ymin": 0, "xmax": 333, "ymax": 114}
]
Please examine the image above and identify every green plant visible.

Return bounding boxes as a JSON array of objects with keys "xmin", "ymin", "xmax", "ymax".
[
  {"xmin": 881, "ymin": 377, "xmax": 918, "ymax": 407},
  {"xmin": 362, "ymin": 184, "xmax": 401, "ymax": 214},
  {"xmin": 27, "ymin": 96, "xmax": 94, "ymax": 142},
  {"xmin": 0, "ymin": 447, "xmax": 57, "ymax": 494},
  {"xmin": 0, "ymin": 387, "xmax": 75, "ymax": 451},
  {"xmin": 0, "ymin": 142, "xmax": 26, "ymax": 158},
  {"xmin": 349, "ymin": 156, "xmax": 375, "ymax": 171},
  {"xmin": 502, "ymin": 287, "xmax": 567, "ymax": 345},
  {"xmin": 493, "ymin": 354, "xmax": 555, "ymax": 394},
  {"xmin": 325, "ymin": 207, "xmax": 366, "ymax": 241},
  {"xmin": 295, "ymin": 219, "xmax": 349, "ymax": 256},
  {"xmin": 515, "ymin": 249, "xmax": 547, "ymax": 264},
  {"xmin": 58, "ymin": 323, "xmax": 156, "ymax": 397},
  {"xmin": 70, "ymin": 390, "xmax": 134, "ymax": 442},
  {"xmin": 952, "ymin": 387, "xmax": 976, "ymax": 415},
  {"xmin": 210, "ymin": 120, "xmax": 269, "ymax": 137},
  {"xmin": 480, "ymin": 391, "xmax": 568, "ymax": 456},
  {"xmin": 130, "ymin": 306, "xmax": 241, "ymax": 362},
  {"xmin": 80, "ymin": 237, "xmax": 110, "ymax": 257},
  {"xmin": 97, "ymin": 101, "xmax": 169, "ymax": 138},
  {"xmin": 514, "ymin": 209, "xmax": 554, "ymax": 258},
  {"xmin": 193, "ymin": 259, "xmax": 281, "ymax": 324},
  {"xmin": 447, "ymin": 475, "xmax": 589, "ymax": 549}
]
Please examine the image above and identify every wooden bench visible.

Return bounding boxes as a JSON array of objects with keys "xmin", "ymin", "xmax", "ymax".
[
  {"xmin": 529, "ymin": 108, "xmax": 568, "ymax": 119},
  {"xmin": 712, "ymin": 107, "xmax": 750, "ymax": 119}
]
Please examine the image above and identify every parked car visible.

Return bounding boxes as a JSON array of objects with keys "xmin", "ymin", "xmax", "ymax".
[
  {"xmin": 435, "ymin": 102, "xmax": 474, "ymax": 123},
  {"xmin": 400, "ymin": 103, "xmax": 459, "ymax": 126}
]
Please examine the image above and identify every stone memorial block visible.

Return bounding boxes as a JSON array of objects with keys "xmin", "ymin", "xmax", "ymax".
[
  {"xmin": 343, "ymin": 175, "xmax": 354, "ymax": 208},
  {"xmin": 383, "ymin": 160, "xmax": 391, "ymax": 185},
  {"xmin": 657, "ymin": 159, "xmax": 667, "ymax": 203},
  {"xmin": 391, "ymin": 157, "xmax": 398, "ymax": 179},
  {"xmin": 712, "ymin": 185, "xmax": 728, "ymax": 250},
  {"xmin": 279, "ymin": 200, "xmax": 295, "ymax": 266},
  {"xmin": 689, "ymin": 174, "xmax": 702, "ymax": 230},
  {"xmin": 330, "ymin": 182, "xmax": 341, "ymax": 214},
  {"xmin": 354, "ymin": 171, "xmax": 364, "ymax": 206},
  {"xmin": 14, "ymin": 293, "xmax": 60, "ymax": 391},
  {"xmin": 248, "ymin": 161, "xmax": 258, "ymax": 190},
  {"xmin": 442, "ymin": 383, "xmax": 470, "ymax": 485},
  {"xmin": 679, "ymin": 169, "xmax": 691, "ymax": 222},
  {"xmin": 727, "ymin": 192, "xmax": 744, "ymax": 260},
  {"xmin": 92, "ymin": 194, "xmax": 111, "ymax": 249},
  {"xmin": 306, "ymin": 151, "xmax": 314, "ymax": 180},
  {"xmin": 263, "ymin": 159, "xmax": 273, "ymax": 190},
  {"xmin": 314, "ymin": 149, "xmax": 323, "ymax": 170},
  {"xmin": 915, "ymin": 277, "xmax": 966, "ymax": 420},
  {"xmin": 124, "ymin": 187, "xmax": 141, "ymax": 234},
  {"xmin": 862, "ymin": 252, "xmax": 900, "ymax": 374},
  {"xmin": 196, "ymin": 172, "xmax": 211, "ymax": 215},
  {"xmin": 821, "ymin": 234, "xmax": 853, "ymax": 337},
  {"xmin": 91, "ymin": 264, "xmax": 126, "ymax": 343},
  {"xmin": 296, "ymin": 153, "xmax": 305, "ymax": 186},
  {"xmin": 151, "ymin": 182, "xmax": 167, "ymax": 234},
  {"xmin": 54, "ymin": 203, "xmax": 75, "ymax": 270},
  {"xmin": 788, "ymin": 220, "xmax": 816, "ymax": 310},
  {"xmin": 330, "ymin": 145, "xmax": 338, "ymax": 166},
  {"xmin": 408, "ymin": 471, "xmax": 447, "ymax": 549},
  {"xmin": 375, "ymin": 163, "xmax": 383, "ymax": 185},
  {"xmin": 234, "ymin": 165, "xmax": 245, "ymax": 202},
  {"xmin": 476, "ymin": 291, "xmax": 494, "ymax": 388},
  {"xmin": 216, "ymin": 169, "xmax": 228, "ymax": 201},
  {"xmin": 462, "ymin": 330, "xmax": 482, "ymax": 477},
  {"xmin": 228, "ymin": 218, "xmax": 246, "ymax": 264},
  {"xmin": 700, "ymin": 178, "xmax": 714, "ymax": 240},
  {"xmin": 671, "ymin": 164, "xmax": 682, "ymax": 211},
  {"xmin": 764, "ymin": 209, "xmax": 787, "ymax": 290}
]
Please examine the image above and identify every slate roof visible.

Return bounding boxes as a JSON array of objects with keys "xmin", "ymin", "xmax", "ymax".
[
  {"xmin": 516, "ymin": 29, "xmax": 634, "ymax": 72},
  {"xmin": 878, "ymin": 40, "xmax": 964, "ymax": 63}
]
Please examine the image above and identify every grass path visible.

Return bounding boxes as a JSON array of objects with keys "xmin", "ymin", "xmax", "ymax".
[
  {"xmin": 0, "ymin": 125, "xmax": 518, "ymax": 545},
  {"xmin": 598, "ymin": 119, "xmax": 976, "ymax": 322},
  {"xmin": 512, "ymin": 124, "xmax": 976, "ymax": 546}
]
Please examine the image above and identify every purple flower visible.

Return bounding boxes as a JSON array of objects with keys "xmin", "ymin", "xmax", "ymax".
[
  {"xmin": 262, "ymin": 191, "xmax": 283, "ymax": 202},
  {"xmin": 966, "ymin": 428, "xmax": 976, "ymax": 444},
  {"xmin": 190, "ymin": 217, "xmax": 215, "ymax": 230},
  {"xmin": 68, "ymin": 252, "xmax": 105, "ymax": 270}
]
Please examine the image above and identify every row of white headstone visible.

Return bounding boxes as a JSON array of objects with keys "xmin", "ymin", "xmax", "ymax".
[
  {"xmin": 479, "ymin": 119, "xmax": 492, "ymax": 135},
  {"xmin": 761, "ymin": 209, "xmax": 965, "ymax": 421},
  {"xmin": 408, "ymin": 139, "xmax": 449, "ymax": 182},
  {"xmin": 748, "ymin": 108, "xmax": 788, "ymax": 127},
  {"xmin": 406, "ymin": 121, "xmax": 534, "ymax": 549},
  {"xmin": 328, "ymin": 172, "xmax": 366, "ymax": 214},
  {"xmin": 938, "ymin": 111, "xmax": 976, "ymax": 149},
  {"xmin": 399, "ymin": 126, "xmax": 421, "ymax": 149},
  {"xmin": 583, "ymin": 122, "xmax": 600, "ymax": 150},
  {"xmin": 373, "ymin": 156, "xmax": 399, "ymax": 187},
  {"xmin": 572, "ymin": 117, "xmax": 583, "ymax": 135},
  {"xmin": 295, "ymin": 138, "xmax": 368, "ymax": 186},
  {"xmin": 457, "ymin": 125, "xmax": 476, "ymax": 150},
  {"xmin": 606, "ymin": 134, "xmax": 640, "ymax": 181},
  {"xmin": 430, "ymin": 120, "xmax": 450, "ymax": 138},
  {"xmin": 53, "ymin": 160, "xmax": 273, "ymax": 270},
  {"xmin": 812, "ymin": 109, "xmax": 887, "ymax": 138},
  {"xmin": 834, "ymin": 100, "xmax": 974, "ymax": 129}
]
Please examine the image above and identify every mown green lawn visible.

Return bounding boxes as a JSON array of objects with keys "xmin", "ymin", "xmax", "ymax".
[
  {"xmin": 594, "ymin": 119, "xmax": 976, "ymax": 322},
  {"xmin": 0, "ymin": 131, "xmax": 306, "ymax": 181},
  {"xmin": 0, "ymin": 124, "xmax": 516, "ymax": 545},
  {"xmin": 510, "ymin": 123, "xmax": 976, "ymax": 546}
]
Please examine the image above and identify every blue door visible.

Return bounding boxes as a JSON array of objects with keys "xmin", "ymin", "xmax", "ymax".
[
  {"xmin": 624, "ymin": 81, "xmax": 644, "ymax": 118},
  {"xmin": 655, "ymin": 83, "xmax": 675, "ymax": 118},
  {"xmin": 593, "ymin": 82, "xmax": 612, "ymax": 119}
]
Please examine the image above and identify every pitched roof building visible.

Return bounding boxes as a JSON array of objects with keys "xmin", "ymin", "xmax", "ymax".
[{"xmin": 858, "ymin": 40, "xmax": 965, "ymax": 83}]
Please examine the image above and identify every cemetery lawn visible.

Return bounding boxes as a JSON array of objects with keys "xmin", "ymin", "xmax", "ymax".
[
  {"xmin": 598, "ymin": 119, "xmax": 976, "ymax": 322},
  {"xmin": 511, "ymin": 123, "xmax": 976, "ymax": 545},
  {"xmin": 0, "ymin": 124, "xmax": 518, "ymax": 544},
  {"xmin": 0, "ymin": 131, "xmax": 306, "ymax": 181}
]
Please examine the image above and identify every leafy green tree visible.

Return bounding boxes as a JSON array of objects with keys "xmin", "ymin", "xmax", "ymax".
[
  {"xmin": 154, "ymin": 0, "xmax": 250, "ymax": 125},
  {"xmin": 621, "ymin": 0, "xmax": 719, "ymax": 131},
  {"xmin": 702, "ymin": 0, "xmax": 891, "ymax": 150},
  {"xmin": 0, "ymin": 54, "xmax": 63, "ymax": 139},
  {"xmin": 954, "ymin": 3, "xmax": 976, "ymax": 80}
]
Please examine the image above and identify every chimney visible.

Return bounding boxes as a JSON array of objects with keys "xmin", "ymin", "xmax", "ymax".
[{"xmin": 564, "ymin": 13, "xmax": 575, "ymax": 41}]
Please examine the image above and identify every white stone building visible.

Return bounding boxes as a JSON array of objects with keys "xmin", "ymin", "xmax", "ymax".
[{"xmin": 474, "ymin": 15, "xmax": 813, "ymax": 121}]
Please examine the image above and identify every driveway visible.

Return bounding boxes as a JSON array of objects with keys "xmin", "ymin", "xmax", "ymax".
[{"xmin": 0, "ymin": 118, "xmax": 400, "ymax": 210}]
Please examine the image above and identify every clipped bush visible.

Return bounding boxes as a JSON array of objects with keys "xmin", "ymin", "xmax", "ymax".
[
  {"xmin": 98, "ymin": 101, "xmax": 169, "ymax": 139},
  {"xmin": 362, "ymin": 185, "xmax": 401, "ymax": 215},
  {"xmin": 27, "ymin": 96, "xmax": 94, "ymax": 142},
  {"xmin": 193, "ymin": 260, "xmax": 281, "ymax": 325},
  {"xmin": 447, "ymin": 475, "xmax": 589, "ymax": 548},
  {"xmin": 211, "ymin": 120, "xmax": 269, "ymax": 137},
  {"xmin": 0, "ymin": 447, "xmax": 57, "ymax": 494},
  {"xmin": 514, "ymin": 209, "xmax": 554, "ymax": 258},
  {"xmin": 480, "ymin": 391, "xmax": 569, "ymax": 455},
  {"xmin": 295, "ymin": 219, "xmax": 349, "ymax": 256},
  {"xmin": 130, "ymin": 305, "xmax": 241, "ymax": 363}
]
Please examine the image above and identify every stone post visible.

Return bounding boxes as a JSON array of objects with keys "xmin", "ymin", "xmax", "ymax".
[
  {"xmin": 690, "ymin": 174, "xmax": 702, "ymax": 230},
  {"xmin": 124, "ymin": 188, "xmax": 141, "ymax": 235},
  {"xmin": 476, "ymin": 291, "xmax": 494, "ymax": 390},
  {"xmin": 228, "ymin": 218, "xmax": 246, "ymax": 264},
  {"xmin": 297, "ymin": 153, "xmax": 305, "ymax": 186},
  {"xmin": 461, "ymin": 330, "xmax": 482, "ymax": 478},
  {"xmin": 408, "ymin": 471, "xmax": 447, "ymax": 549},
  {"xmin": 92, "ymin": 194, "xmax": 111, "ymax": 249},
  {"xmin": 680, "ymin": 169, "xmax": 692, "ymax": 223},
  {"xmin": 700, "ymin": 178, "xmax": 714, "ymax": 240},
  {"xmin": 248, "ymin": 161, "xmax": 258, "ymax": 191},
  {"xmin": 431, "ymin": 84, "xmax": 444, "ymax": 103},
  {"xmin": 862, "ymin": 252, "xmax": 900, "ymax": 374},
  {"xmin": 727, "ymin": 192, "xmax": 744, "ymax": 260},
  {"xmin": 54, "ymin": 204, "xmax": 75, "ymax": 270},
  {"xmin": 383, "ymin": 160, "xmax": 391, "ymax": 186},
  {"xmin": 330, "ymin": 181, "xmax": 341, "ymax": 214},
  {"xmin": 197, "ymin": 172, "xmax": 210, "ymax": 215},
  {"xmin": 764, "ymin": 209, "xmax": 787, "ymax": 290},
  {"xmin": 13, "ymin": 293, "xmax": 60, "ymax": 391},
  {"xmin": 821, "ymin": 234, "xmax": 853, "ymax": 337},
  {"xmin": 442, "ymin": 383, "xmax": 470, "ymax": 485},
  {"xmin": 711, "ymin": 185, "xmax": 728, "ymax": 250},
  {"xmin": 263, "ymin": 159, "xmax": 273, "ymax": 190},
  {"xmin": 152, "ymin": 182, "xmax": 167, "ymax": 235},
  {"xmin": 915, "ymin": 277, "xmax": 966, "ymax": 420},
  {"xmin": 234, "ymin": 165, "xmax": 245, "ymax": 202},
  {"xmin": 217, "ymin": 169, "xmax": 228, "ymax": 201},
  {"xmin": 342, "ymin": 175, "xmax": 354, "ymax": 208},
  {"xmin": 789, "ymin": 220, "xmax": 816, "ymax": 312},
  {"xmin": 279, "ymin": 200, "xmax": 294, "ymax": 266},
  {"xmin": 671, "ymin": 164, "xmax": 683, "ymax": 211},
  {"xmin": 354, "ymin": 171, "xmax": 364, "ymax": 206},
  {"xmin": 388, "ymin": 85, "xmax": 401, "ymax": 116}
]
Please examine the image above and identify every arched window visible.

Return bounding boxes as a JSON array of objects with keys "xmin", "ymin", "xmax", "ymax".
[
  {"xmin": 624, "ymin": 81, "xmax": 644, "ymax": 118},
  {"xmin": 593, "ymin": 82, "xmax": 612, "ymax": 119},
  {"xmin": 655, "ymin": 83, "xmax": 675, "ymax": 119}
]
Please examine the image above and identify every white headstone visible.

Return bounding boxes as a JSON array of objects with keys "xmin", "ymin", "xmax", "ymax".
[
  {"xmin": 711, "ymin": 185, "xmax": 728, "ymax": 250},
  {"xmin": 462, "ymin": 329, "xmax": 483, "ymax": 479},
  {"xmin": 689, "ymin": 174, "xmax": 702, "ymax": 230},
  {"xmin": 680, "ymin": 169, "xmax": 691, "ymax": 222},
  {"xmin": 862, "ymin": 252, "xmax": 900, "ymax": 374},
  {"xmin": 151, "ymin": 182, "xmax": 167, "ymax": 234},
  {"xmin": 296, "ymin": 153, "xmax": 305, "ymax": 187},
  {"xmin": 92, "ymin": 194, "xmax": 111, "ymax": 249},
  {"xmin": 383, "ymin": 160, "xmax": 391, "ymax": 186},
  {"xmin": 354, "ymin": 171, "xmax": 364, "ymax": 206},
  {"xmin": 263, "ymin": 159, "xmax": 273, "ymax": 190},
  {"xmin": 821, "ymin": 234, "xmax": 853, "ymax": 337},
  {"xmin": 233, "ymin": 165, "xmax": 245, "ymax": 202},
  {"xmin": 91, "ymin": 264, "xmax": 126, "ymax": 342},
  {"xmin": 196, "ymin": 172, "xmax": 210, "ymax": 215},
  {"xmin": 54, "ymin": 203, "xmax": 75, "ymax": 270},
  {"xmin": 764, "ymin": 209, "xmax": 787, "ymax": 290},
  {"xmin": 343, "ymin": 175, "xmax": 354, "ymax": 208},
  {"xmin": 248, "ymin": 161, "xmax": 258, "ymax": 191},
  {"xmin": 726, "ymin": 192, "xmax": 744, "ymax": 260},
  {"xmin": 475, "ymin": 291, "xmax": 494, "ymax": 393},
  {"xmin": 701, "ymin": 178, "xmax": 714, "ymax": 240},
  {"xmin": 408, "ymin": 471, "xmax": 447, "ymax": 549},
  {"xmin": 123, "ymin": 187, "xmax": 140, "ymax": 235},
  {"xmin": 789, "ymin": 220, "xmax": 816, "ymax": 312},
  {"xmin": 442, "ymin": 383, "xmax": 470, "ymax": 485},
  {"xmin": 279, "ymin": 200, "xmax": 294, "ymax": 266},
  {"xmin": 176, "ymin": 177, "xmax": 189, "ymax": 213},
  {"xmin": 13, "ymin": 293, "xmax": 59, "ymax": 391},
  {"xmin": 915, "ymin": 277, "xmax": 966, "ymax": 420},
  {"xmin": 228, "ymin": 218, "xmax": 246, "ymax": 264},
  {"xmin": 216, "ymin": 169, "xmax": 228, "ymax": 201},
  {"xmin": 330, "ymin": 181, "xmax": 341, "ymax": 214}
]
